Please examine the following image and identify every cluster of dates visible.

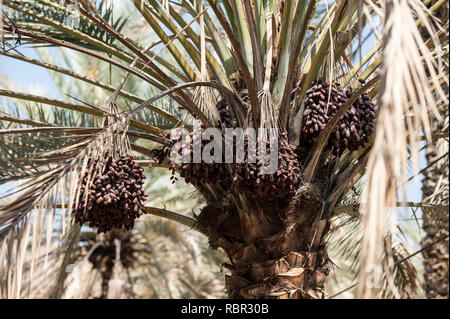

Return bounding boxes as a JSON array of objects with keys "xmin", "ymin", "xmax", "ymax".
[
  {"xmin": 301, "ymin": 78, "xmax": 376, "ymax": 154},
  {"xmin": 232, "ymin": 132, "xmax": 301, "ymax": 198},
  {"xmin": 330, "ymin": 87, "xmax": 376, "ymax": 153},
  {"xmin": 163, "ymin": 125, "xmax": 300, "ymax": 199},
  {"xmin": 74, "ymin": 154, "xmax": 148, "ymax": 233},
  {"xmin": 301, "ymin": 79, "xmax": 347, "ymax": 144},
  {"xmin": 169, "ymin": 128, "xmax": 227, "ymax": 185}
]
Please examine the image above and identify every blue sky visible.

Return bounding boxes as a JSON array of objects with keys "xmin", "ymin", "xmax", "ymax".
[{"xmin": 0, "ymin": 47, "xmax": 61, "ymax": 99}]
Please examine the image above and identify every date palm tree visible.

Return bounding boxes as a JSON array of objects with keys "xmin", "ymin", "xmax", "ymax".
[
  {"xmin": 420, "ymin": 0, "xmax": 449, "ymax": 299},
  {"xmin": 0, "ymin": 0, "xmax": 448, "ymax": 299}
]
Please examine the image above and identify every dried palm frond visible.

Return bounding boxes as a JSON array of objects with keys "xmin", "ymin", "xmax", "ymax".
[
  {"xmin": 379, "ymin": 239, "xmax": 420, "ymax": 298},
  {"xmin": 357, "ymin": 0, "xmax": 448, "ymax": 298}
]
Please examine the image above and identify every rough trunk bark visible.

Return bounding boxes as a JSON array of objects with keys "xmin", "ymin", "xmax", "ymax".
[
  {"xmin": 196, "ymin": 184, "xmax": 330, "ymax": 299},
  {"xmin": 421, "ymin": 119, "xmax": 449, "ymax": 299},
  {"xmin": 420, "ymin": 0, "xmax": 449, "ymax": 299}
]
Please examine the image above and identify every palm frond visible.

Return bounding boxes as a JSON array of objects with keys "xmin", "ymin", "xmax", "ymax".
[{"xmin": 357, "ymin": 0, "xmax": 448, "ymax": 299}]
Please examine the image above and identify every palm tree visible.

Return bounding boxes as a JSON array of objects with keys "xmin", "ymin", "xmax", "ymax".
[
  {"xmin": 420, "ymin": 0, "xmax": 449, "ymax": 299},
  {"xmin": 421, "ymin": 110, "xmax": 449, "ymax": 299},
  {"xmin": 0, "ymin": 0, "xmax": 448, "ymax": 299}
]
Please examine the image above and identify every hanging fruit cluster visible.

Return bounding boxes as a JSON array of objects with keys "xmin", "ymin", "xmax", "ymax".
[
  {"xmin": 301, "ymin": 79, "xmax": 346, "ymax": 144},
  {"xmin": 216, "ymin": 98, "xmax": 233, "ymax": 129},
  {"xmin": 301, "ymin": 78, "xmax": 376, "ymax": 154},
  {"xmin": 329, "ymin": 85, "xmax": 376, "ymax": 154},
  {"xmin": 232, "ymin": 133, "xmax": 301, "ymax": 198},
  {"xmin": 158, "ymin": 98, "xmax": 233, "ymax": 185},
  {"xmin": 168, "ymin": 128, "xmax": 227, "ymax": 185},
  {"xmin": 74, "ymin": 154, "xmax": 148, "ymax": 233}
]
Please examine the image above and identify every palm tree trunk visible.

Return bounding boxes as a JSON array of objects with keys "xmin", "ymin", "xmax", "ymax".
[
  {"xmin": 421, "ymin": 119, "xmax": 449, "ymax": 299},
  {"xmin": 100, "ymin": 268, "xmax": 113, "ymax": 299},
  {"xmin": 421, "ymin": 0, "xmax": 449, "ymax": 298},
  {"xmin": 419, "ymin": 0, "xmax": 449, "ymax": 299},
  {"xmin": 197, "ymin": 185, "xmax": 330, "ymax": 299}
]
